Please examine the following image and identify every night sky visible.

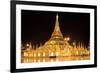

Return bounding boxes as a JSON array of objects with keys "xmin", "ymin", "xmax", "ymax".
[{"xmin": 21, "ymin": 10, "xmax": 90, "ymax": 47}]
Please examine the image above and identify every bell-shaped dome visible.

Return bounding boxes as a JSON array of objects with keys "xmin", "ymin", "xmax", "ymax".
[{"xmin": 45, "ymin": 14, "xmax": 64, "ymax": 45}]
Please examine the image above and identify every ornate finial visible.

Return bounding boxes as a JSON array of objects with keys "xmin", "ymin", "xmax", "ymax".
[
  {"xmin": 51, "ymin": 14, "xmax": 63, "ymax": 38},
  {"xmin": 56, "ymin": 14, "xmax": 58, "ymax": 21}
]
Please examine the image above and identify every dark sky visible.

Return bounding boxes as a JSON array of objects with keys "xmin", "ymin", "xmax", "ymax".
[{"xmin": 21, "ymin": 10, "xmax": 90, "ymax": 46}]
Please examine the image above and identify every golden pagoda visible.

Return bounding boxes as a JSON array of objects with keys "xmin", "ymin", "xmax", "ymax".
[
  {"xmin": 45, "ymin": 14, "xmax": 64, "ymax": 45},
  {"xmin": 21, "ymin": 14, "xmax": 90, "ymax": 63},
  {"xmin": 42, "ymin": 14, "xmax": 72, "ymax": 57}
]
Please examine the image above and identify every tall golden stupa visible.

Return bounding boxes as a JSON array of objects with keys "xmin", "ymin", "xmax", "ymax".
[{"xmin": 21, "ymin": 14, "xmax": 90, "ymax": 63}]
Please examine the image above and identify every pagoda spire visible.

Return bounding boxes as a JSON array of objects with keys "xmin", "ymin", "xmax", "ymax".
[{"xmin": 51, "ymin": 14, "xmax": 63, "ymax": 38}]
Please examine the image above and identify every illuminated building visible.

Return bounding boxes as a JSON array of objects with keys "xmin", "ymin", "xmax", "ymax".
[{"xmin": 21, "ymin": 14, "xmax": 90, "ymax": 63}]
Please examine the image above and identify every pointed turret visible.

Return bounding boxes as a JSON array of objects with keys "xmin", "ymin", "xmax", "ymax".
[
  {"xmin": 29, "ymin": 42, "xmax": 32, "ymax": 48},
  {"xmin": 43, "ymin": 14, "xmax": 64, "ymax": 46},
  {"xmin": 51, "ymin": 14, "xmax": 63, "ymax": 38}
]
